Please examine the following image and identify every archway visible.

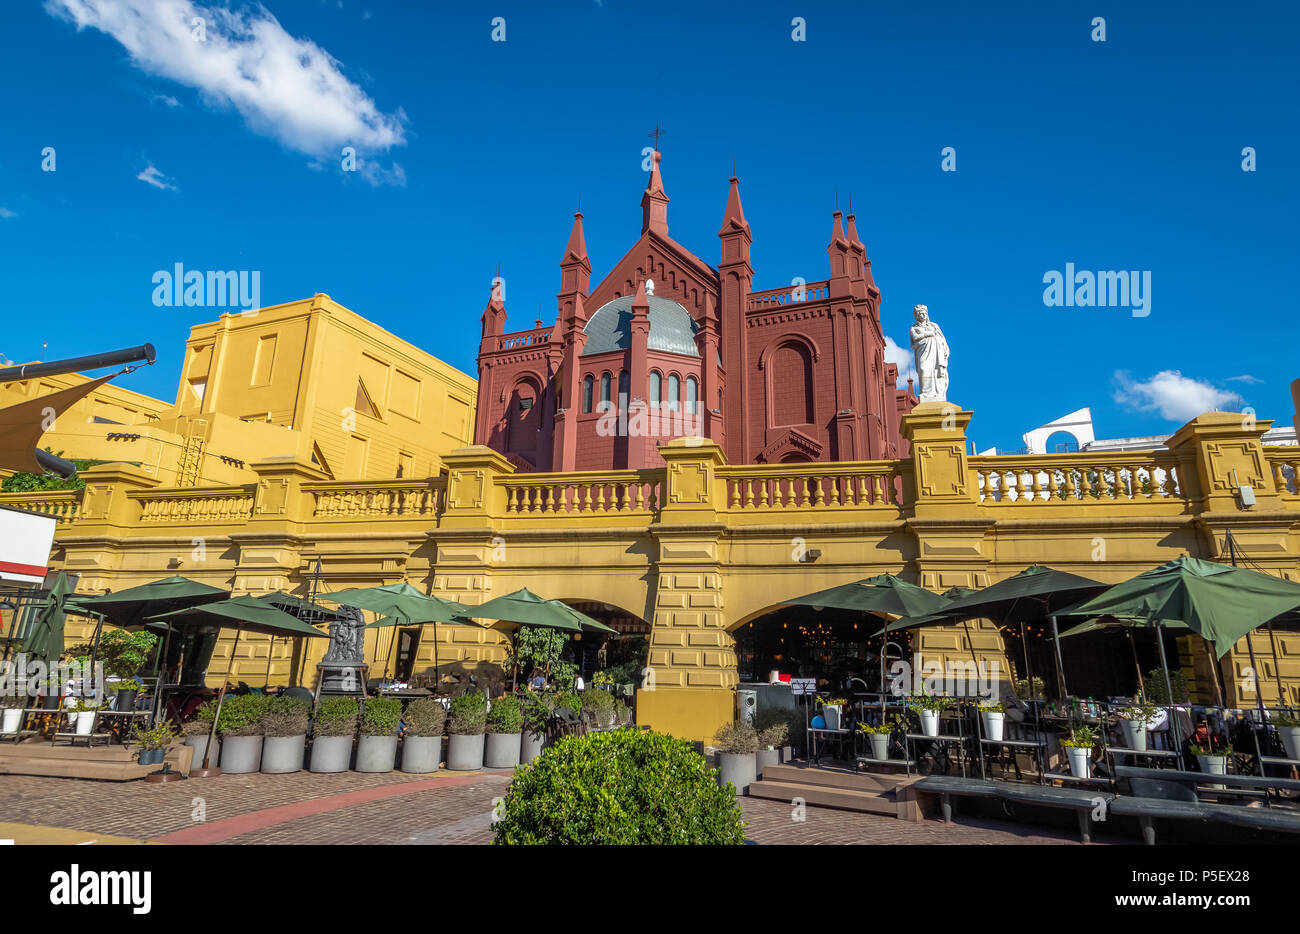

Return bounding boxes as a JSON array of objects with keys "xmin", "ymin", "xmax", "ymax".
[{"xmin": 553, "ymin": 599, "xmax": 650, "ymax": 692}]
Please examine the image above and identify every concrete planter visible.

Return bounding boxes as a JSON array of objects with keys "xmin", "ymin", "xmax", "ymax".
[
  {"xmin": 185, "ymin": 734, "xmax": 220, "ymax": 770},
  {"xmin": 310, "ymin": 735, "xmax": 353, "ymax": 773},
  {"xmin": 1117, "ymin": 719, "xmax": 1148, "ymax": 752},
  {"xmin": 1, "ymin": 708, "xmax": 23, "ymax": 733},
  {"xmin": 520, "ymin": 731, "xmax": 546, "ymax": 765},
  {"xmin": 485, "ymin": 731, "xmax": 521, "ymax": 769},
  {"xmin": 1066, "ymin": 746, "xmax": 1092, "ymax": 779},
  {"xmin": 868, "ymin": 733, "xmax": 890, "ymax": 761},
  {"xmin": 717, "ymin": 751, "xmax": 756, "ymax": 794},
  {"xmin": 401, "ymin": 735, "xmax": 442, "ymax": 773},
  {"xmin": 1278, "ymin": 725, "xmax": 1300, "ymax": 761},
  {"xmin": 221, "ymin": 735, "xmax": 264, "ymax": 774},
  {"xmin": 780, "ymin": 745, "xmax": 793, "ymax": 763},
  {"xmin": 261, "ymin": 735, "xmax": 306, "ymax": 774},
  {"xmin": 447, "ymin": 733, "xmax": 485, "ymax": 771},
  {"xmin": 357, "ymin": 734, "xmax": 399, "ymax": 773},
  {"xmin": 756, "ymin": 747, "xmax": 780, "ymax": 777}
]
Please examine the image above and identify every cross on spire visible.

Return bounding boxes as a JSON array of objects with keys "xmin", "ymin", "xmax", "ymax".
[{"xmin": 648, "ymin": 120, "xmax": 666, "ymax": 151}]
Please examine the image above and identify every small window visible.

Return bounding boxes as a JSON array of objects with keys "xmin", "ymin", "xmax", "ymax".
[
  {"xmin": 667, "ymin": 374, "xmax": 680, "ymax": 412},
  {"xmin": 686, "ymin": 376, "xmax": 698, "ymax": 414},
  {"xmin": 583, "ymin": 375, "xmax": 593, "ymax": 413},
  {"xmin": 650, "ymin": 371, "xmax": 661, "ymax": 408},
  {"xmin": 618, "ymin": 370, "xmax": 629, "ymax": 404},
  {"xmin": 600, "ymin": 372, "xmax": 611, "ymax": 404}
]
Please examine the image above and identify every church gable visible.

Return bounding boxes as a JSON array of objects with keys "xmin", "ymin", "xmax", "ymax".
[{"xmin": 589, "ymin": 232, "xmax": 718, "ymax": 321}]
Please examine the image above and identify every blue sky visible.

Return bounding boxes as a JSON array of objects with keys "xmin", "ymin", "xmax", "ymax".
[{"xmin": 2, "ymin": 0, "xmax": 1296, "ymax": 452}]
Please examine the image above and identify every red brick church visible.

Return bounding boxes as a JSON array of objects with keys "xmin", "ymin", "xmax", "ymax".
[{"xmin": 473, "ymin": 149, "xmax": 917, "ymax": 471}]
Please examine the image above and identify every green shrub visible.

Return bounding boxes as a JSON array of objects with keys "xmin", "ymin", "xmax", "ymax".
[
  {"xmin": 182, "ymin": 700, "xmax": 217, "ymax": 735},
  {"xmin": 217, "ymin": 693, "xmax": 269, "ymax": 736},
  {"xmin": 448, "ymin": 692, "xmax": 487, "ymax": 735},
  {"xmin": 757, "ymin": 719, "xmax": 788, "ymax": 748},
  {"xmin": 553, "ymin": 691, "xmax": 581, "ymax": 715},
  {"xmin": 313, "ymin": 696, "xmax": 359, "ymax": 737},
  {"xmin": 361, "ymin": 696, "xmax": 403, "ymax": 736},
  {"xmin": 262, "ymin": 696, "xmax": 310, "ymax": 737},
  {"xmin": 493, "ymin": 730, "xmax": 747, "ymax": 845},
  {"xmin": 404, "ymin": 697, "xmax": 446, "ymax": 737},
  {"xmin": 66, "ymin": 629, "xmax": 157, "ymax": 680},
  {"xmin": 614, "ymin": 699, "xmax": 631, "ymax": 726},
  {"xmin": 131, "ymin": 721, "xmax": 178, "ymax": 750},
  {"xmin": 520, "ymin": 689, "xmax": 550, "ymax": 735},
  {"xmin": 487, "ymin": 695, "xmax": 523, "ymax": 734},
  {"xmin": 581, "ymin": 688, "xmax": 616, "ymax": 725},
  {"xmin": 712, "ymin": 721, "xmax": 758, "ymax": 754},
  {"xmin": 1145, "ymin": 669, "xmax": 1190, "ymax": 705}
]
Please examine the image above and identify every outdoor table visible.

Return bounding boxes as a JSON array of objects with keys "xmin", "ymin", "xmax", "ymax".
[{"xmin": 806, "ymin": 727, "xmax": 852, "ymax": 765}]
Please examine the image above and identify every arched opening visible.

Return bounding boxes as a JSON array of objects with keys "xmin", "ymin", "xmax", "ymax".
[
  {"xmin": 582, "ymin": 374, "xmax": 593, "ymax": 413},
  {"xmin": 1044, "ymin": 430, "xmax": 1080, "ymax": 453},
  {"xmin": 769, "ymin": 341, "xmax": 814, "ymax": 426},
  {"xmin": 506, "ymin": 378, "xmax": 540, "ymax": 465}
]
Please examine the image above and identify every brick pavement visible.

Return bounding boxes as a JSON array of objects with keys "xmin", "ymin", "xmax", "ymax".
[{"xmin": 0, "ymin": 769, "xmax": 1102, "ymax": 844}]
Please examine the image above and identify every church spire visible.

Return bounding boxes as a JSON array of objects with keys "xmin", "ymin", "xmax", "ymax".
[
  {"xmin": 480, "ymin": 278, "xmax": 506, "ymax": 339},
  {"xmin": 718, "ymin": 175, "xmax": 750, "ymax": 238},
  {"xmin": 561, "ymin": 210, "xmax": 589, "ymax": 266},
  {"xmin": 641, "ymin": 150, "xmax": 670, "ymax": 237}
]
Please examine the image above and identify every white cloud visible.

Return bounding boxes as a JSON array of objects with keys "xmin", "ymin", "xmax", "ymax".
[
  {"xmin": 1112, "ymin": 370, "xmax": 1242, "ymax": 423},
  {"xmin": 883, "ymin": 336, "xmax": 916, "ymax": 389},
  {"xmin": 150, "ymin": 92, "xmax": 182, "ymax": 108},
  {"xmin": 136, "ymin": 163, "xmax": 178, "ymax": 191},
  {"xmin": 0, "ymin": 207, "xmax": 17, "ymax": 219},
  {"xmin": 47, "ymin": 0, "xmax": 407, "ymax": 183},
  {"xmin": 1225, "ymin": 374, "xmax": 1263, "ymax": 385}
]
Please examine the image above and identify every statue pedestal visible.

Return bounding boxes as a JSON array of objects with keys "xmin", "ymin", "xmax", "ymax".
[{"xmin": 317, "ymin": 662, "xmax": 368, "ymax": 697}]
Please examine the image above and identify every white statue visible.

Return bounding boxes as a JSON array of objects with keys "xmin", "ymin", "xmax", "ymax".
[{"xmin": 909, "ymin": 304, "xmax": 949, "ymax": 403}]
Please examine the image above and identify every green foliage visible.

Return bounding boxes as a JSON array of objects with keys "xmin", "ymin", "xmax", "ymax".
[
  {"xmin": 67, "ymin": 629, "xmax": 158, "ymax": 680},
  {"xmin": 857, "ymin": 721, "xmax": 893, "ymax": 735},
  {"xmin": 754, "ymin": 707, "xmax": 798, "ymax": 748},
  {"xmin": 404, "ymin": 697, "xmax": 446, "ymax": 737},
  {"xmin": 1145, "ymin": 669, "xmax": 1190, "ymax": 705},
  {"xmin": 182, "ymin": 699, "xmax": 218, "ymax": 735},
  {"xmin": 514, "ymin": 626, "xmax": 568, "ymax": 674},
  {"xmin": 486, "ymin": 694, "xmax": 524, "ymax": 734},
  {"xmin": 614, "ymin": 699, "xmax": 631, "ymax": 726},
  {"xmin": 361, "ymin": 696, "xmax": 403, "ymax": 736},
  {"xmin": 520, "ymin": 689, "xmax": 551, "ymax": 735},
  {"xmin": 712, "ymin": 721, "xmax": 758, "ymax": 754},
  {"xmin": 68, "ymin": 698, "xmax": 102, "ymax": 713},
  {"xmin": 262, "ymin": 696, "xmax": 311, "ymax": 737},
  {"xmin": 1191, "ymin": 743, "xmax": 1232, "ymax": 757},
  {"xmin": 816, "ymin": 696, "xmax": 847, "ymax": 707},
  {"xmin": 131, "ymin": 720, "xmax": 178, "ymax": 751},
  {"xmin": 551, "ymin": 661, "xmax": 578, "ymax": 693},
  {"xmin": 976, "ymin": 701, "xmax": 1006, "ymax": 713},
  {"xmin": 0, "ymin": 452, "xmax": 108, "ymax": 492},
  {"xmin": 314, "ymin": 696, "xmax": 359, "ymax": 737},
  {"xmin": 113, "ymin": 679, "xmax": 145, "ymax": 693},
  {"xmin": 448, "ymin": 692, "xmax": 487, "ymax": 735},
  {"xmin": 581, "ymin": 688, "xmax": 616, "ymax": 726},
  {"xmin": 1014, "ymin": 676, "xmax": 1046, "ymax": 700},
  {"xmin": 217, "ymin": 693, "xmax": 269, "ymax": 736},
  {"xmin": 1117, "ymin": 699, "xmax": 1159, "ymax": 721},
  {"xmin": 1275, "ymin": 713, "xmax": 1299, "ymax": 728},
  {"xmin": 1060, "ymin": 726, "xmax": 1096, "ymax": 749},
  {"xmin": 553, "ymin": 691, "xmax": 581, "ymax": 715},
  {"xmin": 492, "ymin": 730, "xmax": 747, "ymax": 845},
  {"xmin": 908, "ymin": 694, "xmax": 957, "ymax": 713}
]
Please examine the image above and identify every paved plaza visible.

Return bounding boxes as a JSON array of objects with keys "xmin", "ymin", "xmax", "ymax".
[{"xmin": 0, "ymin": 770, "xmax": 1092, "ymax": 845}]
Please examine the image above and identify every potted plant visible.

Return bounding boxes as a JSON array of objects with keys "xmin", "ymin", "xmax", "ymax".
[
  {"xmin": 402, "ymin": 697, "xmax": 446, "ymax": 773},
  {"xmin": 1115, "ymin": 698, "xmax": 1159, "ymax": 752},
  {"xmin": 712, "ymin": 721, "xmax": 759, "ymax": 794},
  {"xmin": 908, "ymin": 694, "xmax": 955, "ymax": 737},
  {"xmin": 816, "ymin": 696, "xmax": 847, "ymax": 731},
  {"xmin": 1275, "ymin": 712, "xmax": 1300, "ymax": 761},
  {"xmin": 756, "ymin": 719, "xmax": 788, "ymax": 775},
  {"xmin": 581, "ymin": 689, "xmax": 617, "ymax": 730},
  {"xmin": 1, "ymin": 695, "xmax": 24, "ymax": 734},
  {"xmin": 1192, "ymin": 742, "xmax": 1231, "ymax": 789},
  {"xmin": 67, "ymin": 698, "xmax": 101, "ymax": 736},
  {"xmin": 182, "ymin": 700, "xmax": 219, "ymax": 768},
  {"xmin": 112, "ymin": 678, "xmax": 145, "ymax": 713},
  {"xmin": 446, "ymin": 692, "xmax": 487, "ymax": 771},
  {"xmin": 976, "ymin": 700, "xmax": 1006, "ymax": 741},
  {"xmin": 1014, "ymin": 676, "xmax": 1046, "ymax": 701},
  {"xmin": 311, "ymin": 696, "xmax": 358, "ymax": 773},
  {"xmin": 357, "ymin": 696, "xmax": 403, "ymax": 772},
  {"xmin": 131, "ymin": 721, "xmax": 178, "ymax": 766},
  {"xmin": 519, "ymin": 690, "xmax": 549, "ymax": 764},
  {"xmin": 485, "ymin": 694, "xmax": 524, "ymax": 768},
  {"xmin": 1061, "ymin": 726, "xmax": 1095, "ymax": 778},
  {"xmin": 261, "ymin": 696, "xmax": 310, "ymax": 773},
  {"xmin": 219, "ymin": 694, "xmax": 267, "ymax": 774},
  {"xmin": 858, "ymin": 721, "xmax": 893, "ymax": 760}
]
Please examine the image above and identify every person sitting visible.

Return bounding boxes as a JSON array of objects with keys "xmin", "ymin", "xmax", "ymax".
[{"xmin": 529, "ymin": 671, "xmax": 546, "ymax": 690}]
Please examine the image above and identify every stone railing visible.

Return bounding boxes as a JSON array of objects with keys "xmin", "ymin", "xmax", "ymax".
[
  {"xmin": 1264, "ymin": 446, "xmax": 1300, "ymax": 498},
  {"xmin": 0, "ymin": 491, "xmax": 82, "ymax": 524},
  {"xmin": 131, "ymin": 486, "xmax": 256, "ymax": 524},
  {"xmin": 500, "ymin": 470, "xmax": 661, "ymax": 517},
  {"xmin": 969, "ymin": 452, "xmax": 1188, "ymax": 506},
  {"xmin": 747, "ymin": 281, "xmax": 830, "ymax": 310},
  {"xmin": 718, "ymin": 462, "xmax": 907, "ymax": 513},
  {"xmin": 494, "ymin": 327, "xmax": 552, "ymax": 352},
  {"xmin": 307, "ymin": 479, "xmax": 444, "ymax": 519}
]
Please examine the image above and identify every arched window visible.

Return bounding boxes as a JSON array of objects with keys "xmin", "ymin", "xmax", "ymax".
[
  {"xmin": 600, "ymin": 372, "xmax": 611, "ymax": 405},
  {"xmin": 649, "ymin": 371, "xmax": 661, "ymax": 408},
  {"xmin": 618, "ymin": 370, "xmax": 629, "ymax": 405},
  {"xmin": 685, "ymin": 376, "xmax": 698, "ymax": 414},
  {"xmin": 582, "ymin": 375, "xmax": 593, "ymax": 413},
  {"xmin": 667, "ymin": 374, "xmax": 680, "ymax": 412}
]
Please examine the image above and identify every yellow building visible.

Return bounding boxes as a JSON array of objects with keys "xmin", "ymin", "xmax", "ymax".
[{"xmin": 1, "ymin": 294, "xmax": 477, "ymax": 487}]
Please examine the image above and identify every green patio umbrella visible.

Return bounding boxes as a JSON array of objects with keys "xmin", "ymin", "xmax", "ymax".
[
  {"xmin": 147, "ymin": 595, "xmax": 330, "ymax": 775},
  {"xmin": 317, "ymin": 583, "xmax": 474, "ymax": 681},
  {"xmin": 1057, "ymin": 615, "xmax": 1189, "ymax": 699},
  {"xmin": 548, "ymin": 600, "xmax": 619, "ymax": 635},
  {"xmin": 785, "ymin": 574, "xmax": 950, "ymax": 718},
  {"xmin": 470, "ymin": 588, "xmax": 584, "ymax": 631},
  {"xmin": 870, "ymin": 586, "xmax": 983, "ymax": 682},
  {"xmin": 66, "ymin": 575, "xmax": 229, "ymax": 628},
  {"xmin": 25, "ymin": 572, "xmax": 73, "ymax": 670}
]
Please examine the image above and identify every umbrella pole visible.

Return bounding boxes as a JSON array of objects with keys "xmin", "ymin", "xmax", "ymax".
[
  {"xmin": 199, "ymin": 626, "xmax": 242, "ymax": 775},
  {"xmin": 433, "ymin": 622, "xmax": 440, "ymax": 685},
  {"xmin": 266, "ymin": 635, "xmax": 275, "ymax": 690},
  {"xmin": 1049, "ymin": 615, "xmax": 1069, "ymax": 700},
  {"xmin": 1204, "ymin": 636, "xmax": 1226, "ymax": 709},
  {"xmin": 152, "ymin": 622, "xmax": 173, "ymax": 726},
  {"xmin": 87, "ymin": 613, "xmax": 106, "ymax": 693},
  {"xmin": 1242, "ymin": 631, "xmax": 1268, "ymax": 723},
  {"xmin": 1128, "ymin": 629, "xmax": 1146, "ymax": 698},
  {"xmin": 1152, "ymin": 619, "xmax": 1183, "ymax": 768}
]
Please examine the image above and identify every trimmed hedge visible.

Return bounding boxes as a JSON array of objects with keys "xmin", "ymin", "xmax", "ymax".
[
  {"xmin": 313, "ymin": 696, "xmax": 359, "ymax": 737},
  {"xmin": 486, "ymin": 695, "xmax": 523, "ymax": 734},
  {"xmin": 448, "ymin": 692, "xmax": 487, "ymax": 735},
  {"xmin": 360, "ymin": 696, "xmax": 403, "ymax": 736}
]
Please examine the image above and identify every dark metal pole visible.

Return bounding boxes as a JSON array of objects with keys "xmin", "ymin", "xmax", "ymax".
[
  {"xmin": 0, "ymin": 343, "xmax": 156, "ymax": 383},
  {"xmin": 1128, "ymin": 628, "xmax": 1146, "ymax": 697},
  {"xmin": 200, "ymin": 626, "xmax": 242, "ymax": 773},
  {"xmin": 1152, "ymin": 618, "xmax": 1184, "ymax": 769},
  {"xmin": 1049, "ymin": 615, "xmax": 1069, "ymax": 700}
]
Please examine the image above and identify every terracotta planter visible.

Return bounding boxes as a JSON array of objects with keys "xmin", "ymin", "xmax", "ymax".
[
  {"xmin": 717, "ymin": 751, "xmax": 756, "ymax": 794},
  {"xmin": 261, "ymin": 735, "xmax": 306, "ymax": 773},
  {"xmin": 220, "ymin": 735, "xmax": 263, "ymax": 774},
  {"xmin": 446, "ymin": 733, "xmax": 485, "ymax": 771},
  {"xmin": 402, "ymin": 735, "xmax": 442, "ymax": 773},
  {"xmin": 310, "ymin": 735, "xmax": 353, "ymax": 773},
  {"xmin": 356, "ymin": 734, "xmax": 399, "ymax": 773},
  {"xmin": 485, "ymin": 731, "xmax": 521, "ymax": 769}
]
